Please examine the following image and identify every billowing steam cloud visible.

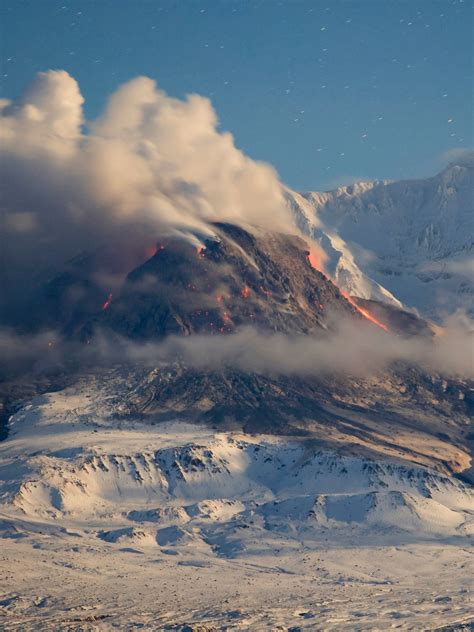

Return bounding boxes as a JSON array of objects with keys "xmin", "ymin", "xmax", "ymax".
[{"xmin": 0, "ymin": 70, "xmax": 291, "ymax": 317}]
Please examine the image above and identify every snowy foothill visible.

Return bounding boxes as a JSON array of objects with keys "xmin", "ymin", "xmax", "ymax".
[{"xmin": 0, "ymin": 376, "xmax": 472, "ymax": 630}]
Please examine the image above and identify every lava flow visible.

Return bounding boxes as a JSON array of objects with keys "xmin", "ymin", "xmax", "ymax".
[
  {"xmin": 307, "ymin": 250, "xmax": 326, "ymax": 273},
  {"xmin": 306, "ymin": 248, "xmax": 389, "ymax": 332},
  {"xmin": 341, "ymin": 291, "xmax": 389, "ymax": 332},
  {"xmin": 145, "ymin": 245, "xmax": 158, "ymax": 259}
]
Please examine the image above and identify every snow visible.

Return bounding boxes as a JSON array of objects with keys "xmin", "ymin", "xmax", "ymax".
[
  {"xmin": 1, "ymin": 379, "xmax": 473, "ymax": 629},
  {"xmin": 288, "ymin": 154, "xmax": 474, "ymax": 321},
  {"xmin": 287, "ymin": 187, "xmax": 405, "ymax": 309}
]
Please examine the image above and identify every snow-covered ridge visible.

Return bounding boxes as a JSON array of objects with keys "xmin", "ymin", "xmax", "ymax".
[
  {"xmin": 1, "ymin": 383, "xmax": 473, "ymax": 629},
  {"xmin": 1, "ymin": 386, "xmax": 472, "ymax": 544},
  {"xmin": 288, "ymin": 154, "xmax": 474, "ymax": 320},
  {"xmin": 286, "ymin": 188, "xmax": 403, "ymax": 308}
]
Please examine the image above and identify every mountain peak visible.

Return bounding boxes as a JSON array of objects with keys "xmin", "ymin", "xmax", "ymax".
[{"xmin": 100, "ymin": 223, "xmax": 356, "ymax": 339}]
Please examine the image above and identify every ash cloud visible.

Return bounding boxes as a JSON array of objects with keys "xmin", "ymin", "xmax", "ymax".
[{"xmin": 0, "ymin": 70, "xmax": 293, "ymax": 319}]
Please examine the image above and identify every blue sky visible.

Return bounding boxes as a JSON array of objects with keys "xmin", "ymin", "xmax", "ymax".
[{"xmin": 1, "ymin": 0, "xmax": 472, "ymax": 190}]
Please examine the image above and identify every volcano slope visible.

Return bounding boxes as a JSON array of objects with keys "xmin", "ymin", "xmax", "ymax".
[
  {"xmin": 31, "ymin": 221, "xmax": 471, "ymax": 478},
  {"xmin": 28, "ymin": 222, "xmax": 357, "ymax": 338},
  {"xmin": 7, "ymin": 221, "xmax": 472, "ymax": 477},
  {"xmin": 0, "ymin": 222, "xmax": 473, "ymax": 630}
]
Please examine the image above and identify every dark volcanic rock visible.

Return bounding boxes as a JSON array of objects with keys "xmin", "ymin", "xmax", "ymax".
[
  {"xmin": 352, "ymin": 297, "xmax": 434, "ymax": 337},
  {"xmin": 115, "ymin": 362, "xmax": 473, "ymax": 476},
  {"xmin": 16, "ymin": 222, "xmax": 433, "ymax": 342},
  {"xmin": 99, "ymin": 223, "xmax": 357, "ymax": 339}
]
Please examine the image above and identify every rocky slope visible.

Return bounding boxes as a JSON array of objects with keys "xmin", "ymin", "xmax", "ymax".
[
  {"xmin": 23, "ymin": 222, "xmax": 361, "ymax": 340},
  {"xmin": 100, "ymin": 223, "xmax": 356, "ymax": 339}
]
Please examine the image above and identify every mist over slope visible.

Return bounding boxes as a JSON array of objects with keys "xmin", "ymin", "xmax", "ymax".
[{"xmin": 0, "ymin": 72, "xmax": 472, "ymax": 478}]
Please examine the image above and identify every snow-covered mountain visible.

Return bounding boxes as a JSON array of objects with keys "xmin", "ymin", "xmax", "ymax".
[
  {"xmin": 0, "ymin": 158, "xmax": 472, "ymax": 629},
  {"xmin": 288, "ymin": 152, "xmax": 474, "ymax": 321},
  {"xmin": 4, "ymin": 386, "xmax": 472, "ymax": 537},
  {"xmin": 1, "ymin": 379, "xmax": 472, "ymax": 629}
]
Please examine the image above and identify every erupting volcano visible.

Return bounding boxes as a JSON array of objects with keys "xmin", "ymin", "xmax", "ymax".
[
  {"xmin": 27, "ymin": 222, "xmax": 406, "ymax": 341},
  {"xmin": 90, "ymin": 223, "xmax": 369, "ymax": 340}
]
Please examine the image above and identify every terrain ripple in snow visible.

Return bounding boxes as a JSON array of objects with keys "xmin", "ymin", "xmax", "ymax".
[{"xmin": 2, "ymin": 420, "xmax": 472, "ymax": 545}]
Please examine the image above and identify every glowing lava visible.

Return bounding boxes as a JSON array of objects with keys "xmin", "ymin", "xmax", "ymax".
[
  {"xmin": 306, "ymin": 246, "xmax": 388, "ymax": 332},
  {"xmin": 102, "ymin": 293, "xmax": 113, "ymax": 311},
  {"xmin": 145, "ymin": 245, "xmax": 158, "ymax": 259},
  {"xmin": 307, "ymin": 248, "xmax": 327, "ymax": 274},
  {"xmin": 341, "ymin": 291, "xmax": 389, "ymax": 332},
  {"xmin": 145, "ymin": 244, "xmax": 165, "ymax": 259}
]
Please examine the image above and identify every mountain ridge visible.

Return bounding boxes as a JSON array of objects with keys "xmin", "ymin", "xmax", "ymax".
[{"xmin": 288, "ymin": 153, "xmax": 474, "ymax": 321}]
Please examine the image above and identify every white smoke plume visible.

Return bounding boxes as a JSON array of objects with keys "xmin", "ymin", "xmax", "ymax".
[{"xmin": 0, "ymin": 70, "xmax": 292, "ymax": 317}]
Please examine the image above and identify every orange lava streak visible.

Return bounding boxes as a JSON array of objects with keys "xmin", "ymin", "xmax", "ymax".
[
  {"xmin": 145, "ymin": 245, "xmax": 158, "ymax": 259},
  {"xmin": 341, "ymin": 291, "xmax": 389, "ymax": 332},
  {"xmin": 102, "ymin": 292, "xmax": 113, "ymax": 311},
  {"xmin": 307, "ymin": 246, "xmax": 388, "ymax": 332},
  {"xmin": 307, "ymin": 248, "xmax": 328, "ymax": 274}
]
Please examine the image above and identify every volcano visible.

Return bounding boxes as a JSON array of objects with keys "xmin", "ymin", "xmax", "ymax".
[
  {"xmin": 25, "ymin": 222, "xmax": 366, "ymax": 338},
  {"xmin": 1, "ymin": 221, "xmax": 471, "ymax": 479},
  {"xmin": 97, "ymin": 223, "xmax": 360, "ymax": 339},
  {"xmin": 27, "ymin": 222, "xmax": 409, "ymax": 342}
]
